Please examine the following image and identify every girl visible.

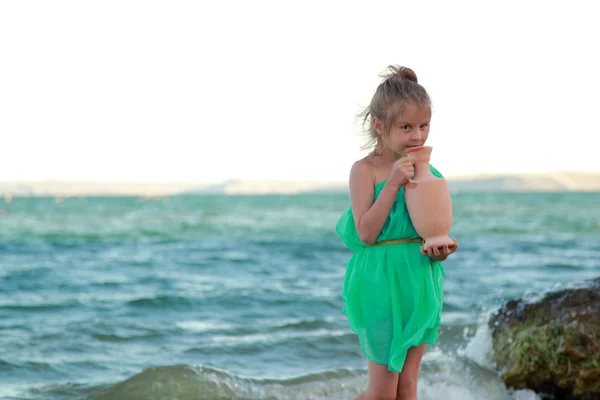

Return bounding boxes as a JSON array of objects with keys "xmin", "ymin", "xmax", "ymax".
[{"xmin": 336, "ymin": 65, "xmax": 458, "ymax": 400}]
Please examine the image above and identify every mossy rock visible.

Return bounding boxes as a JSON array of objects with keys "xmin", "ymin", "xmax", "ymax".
[{"xmin": 489, "ymin": 277, "xmax": 600, "ymax": 399}]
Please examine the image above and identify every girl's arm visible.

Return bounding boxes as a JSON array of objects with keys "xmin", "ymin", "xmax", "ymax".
[{"xmin": 349, "ymin": 160, "xmax": 401, "ymax": 245}]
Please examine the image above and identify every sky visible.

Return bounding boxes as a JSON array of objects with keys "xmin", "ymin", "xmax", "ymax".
[{"xmin": 1, "ymin": 0, "xmax": 599, "ymax": 183}]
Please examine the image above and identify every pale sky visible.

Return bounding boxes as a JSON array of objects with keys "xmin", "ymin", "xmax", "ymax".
[{"xmin": 1, "ymin": 0, "xmax": 599, "ymax": 183}]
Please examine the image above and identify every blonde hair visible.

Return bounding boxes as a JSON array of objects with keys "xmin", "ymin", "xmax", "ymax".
[{"xmin": 358, "ymin": 65, "xmax": 432, "ymax": 153}]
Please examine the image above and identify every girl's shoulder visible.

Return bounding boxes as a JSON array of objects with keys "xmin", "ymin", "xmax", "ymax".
[{"xmin": 349, "ymin": 157, "xmax": 377, "ymax": 187}]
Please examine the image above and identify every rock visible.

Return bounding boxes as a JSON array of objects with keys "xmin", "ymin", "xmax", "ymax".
[{"xmin": 488, "ymin": 277, "xmax": 600, "ymax": 400}]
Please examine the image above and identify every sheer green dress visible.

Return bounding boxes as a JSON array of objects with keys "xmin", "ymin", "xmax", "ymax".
[{"xmin": 335, "ymin": 165, "xmax": 445, "ymax": 373}]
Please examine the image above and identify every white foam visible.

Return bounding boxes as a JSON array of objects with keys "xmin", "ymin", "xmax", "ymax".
[
  {"xmin": 176, "ymin": 320, "xmax": 234, "ymax": 332},
  {"xmin": 456, "ymin": 317, "xmax": 495, "ymax": 367},
  {"xmin": 425, "ymin": 310, "xmax": 543, "ymax": 400},
  {"xmin": 417, "ymin": 345, "xmax": 541, "ymax": 400},
  {"xmin": 0, "ymin": 384, "xmax": 27, "ymax": 398}
]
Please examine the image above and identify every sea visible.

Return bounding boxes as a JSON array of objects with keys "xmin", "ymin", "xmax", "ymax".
[{"xmin": 1, "ymin": 191, "xmax": 599, "ymax": 400}]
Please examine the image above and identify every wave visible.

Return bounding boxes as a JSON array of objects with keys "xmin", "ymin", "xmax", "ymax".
[
  {"xmin": 126, "ymin": 295, "xmax": 195, "ymax": 309},
  {"xmin": 79, "ymin": 349, "xmax": 541, "ymax": 400},
  {"xmin": 4, "ymin": 315, "xmax": 544, "ymax": 400},
  {"xmin": 82, "ymin": 365, "xmax": 364, "ymax": 400},
  {"xmin": 76, "ymin": 321, "xmax": 536, "ymax": 400}
]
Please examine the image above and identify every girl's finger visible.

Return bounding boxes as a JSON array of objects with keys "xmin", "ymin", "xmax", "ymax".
[{"xmin": 406, "ymin": 180, "xmax": 417, "ymax": 189}]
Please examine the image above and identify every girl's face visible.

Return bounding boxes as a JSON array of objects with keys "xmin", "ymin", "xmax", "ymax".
[{"xmin": 375, "ymin": 103, "xmax": 431, "ymax": 157}]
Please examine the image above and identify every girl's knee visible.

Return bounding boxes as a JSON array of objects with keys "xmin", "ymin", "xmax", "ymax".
[
  {"xmin": 362, "ymin": 387, "xmax": 398, "ymax": 400},
  {"xmin": 369, "ymin": 393, "xmax": 397, "ymax": 400},
  {"xmin": 398, "ymin": 374, "xmax": 418, "ymax": 387},
  {"xmin": 396, "ymin": 376, "xmax": 418, "ymax": 400}
]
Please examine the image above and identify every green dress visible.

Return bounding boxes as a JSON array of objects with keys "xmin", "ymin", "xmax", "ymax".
[{"xmin": 335, "ymin": 165, "xmax": 445, "ymax": 373}]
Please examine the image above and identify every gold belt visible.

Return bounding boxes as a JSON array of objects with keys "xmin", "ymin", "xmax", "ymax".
[{"xmin": 370, "ymin": 238, "xmax": 423, "ymax": 247}]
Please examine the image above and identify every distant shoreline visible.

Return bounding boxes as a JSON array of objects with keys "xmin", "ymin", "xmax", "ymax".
[{"xmin": 1, "ymin": 172, "xmax": 599, "ymax": 197}]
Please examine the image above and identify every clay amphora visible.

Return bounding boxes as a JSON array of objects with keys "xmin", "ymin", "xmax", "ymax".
[{"xmin": 404, "ymin": 146, "xmax": 455, "ymax": 251}]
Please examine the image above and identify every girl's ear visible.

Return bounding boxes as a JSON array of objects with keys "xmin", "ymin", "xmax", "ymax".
[{"xmin": 373, "ymin": 117, "xmax": 385, "ymax": 136}]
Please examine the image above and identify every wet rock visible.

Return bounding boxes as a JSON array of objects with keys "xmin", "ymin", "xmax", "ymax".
[{"xmin": 489, "ymin": 277, "xmax": 600, "ymax": 399}]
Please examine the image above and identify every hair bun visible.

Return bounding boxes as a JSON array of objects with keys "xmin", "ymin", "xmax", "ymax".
[{"xmin": 381, "ymin": 65, "xmax": 418, "ymax": 83}]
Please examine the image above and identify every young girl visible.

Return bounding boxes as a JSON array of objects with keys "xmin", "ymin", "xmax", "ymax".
[{"xmin": 336, "ymin": 65, "xmax": 458, "ymax": 400}]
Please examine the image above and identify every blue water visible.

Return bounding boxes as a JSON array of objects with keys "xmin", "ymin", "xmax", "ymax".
[{"xmin": 0, "ymin": 192, "xmax": 599, "ymax": 399}]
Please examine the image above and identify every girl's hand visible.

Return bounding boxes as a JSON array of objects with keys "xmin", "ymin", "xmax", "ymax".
[
  {"xmin": 420, "ymin": 239, "xmax": 459, "ymax": 261},
  {"xmin": 388, "ymin": 157, "xmax": 416, "ymax": 189}
]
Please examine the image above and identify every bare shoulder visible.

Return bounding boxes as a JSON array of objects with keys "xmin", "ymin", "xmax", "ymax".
[
  {"xmin": 349, "ymin": 158, "xmax": 375, "ymax": 187},
  {"xmin": 348, "ymin": 158, "xmax": 376, "ymax": 233}
]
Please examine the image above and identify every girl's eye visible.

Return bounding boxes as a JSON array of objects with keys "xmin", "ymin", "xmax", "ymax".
[
  {"xmin": 421, "ymin": 123, "xmax": 429, "ymax": 128},
  {"xmin": 401, "ymin": 125, "xmax": 411, "ymax": 131}
]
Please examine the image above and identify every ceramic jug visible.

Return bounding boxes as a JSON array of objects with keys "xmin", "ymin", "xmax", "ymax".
[{"xmin": 404, "ymin": 146, "xmax": 455, "ymax": 252}]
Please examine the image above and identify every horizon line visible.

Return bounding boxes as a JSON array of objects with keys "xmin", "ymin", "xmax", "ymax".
[{"xmin": 1, "ymin": 170, "xmax": 599, "ymax": 185}]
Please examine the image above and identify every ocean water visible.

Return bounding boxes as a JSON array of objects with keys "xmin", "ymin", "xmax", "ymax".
[{"xmin": 1, "ymin": 191, "xmax": 599, "ymax": 400}]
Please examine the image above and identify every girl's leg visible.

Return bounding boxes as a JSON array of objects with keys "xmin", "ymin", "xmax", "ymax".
[
  {"xmin": 395, "ymin": 344, "xmax": 427, "ymax": 400},
  {"xmin": 354, "ymin": 360, "xmax": 399, "ymax": 400}
]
